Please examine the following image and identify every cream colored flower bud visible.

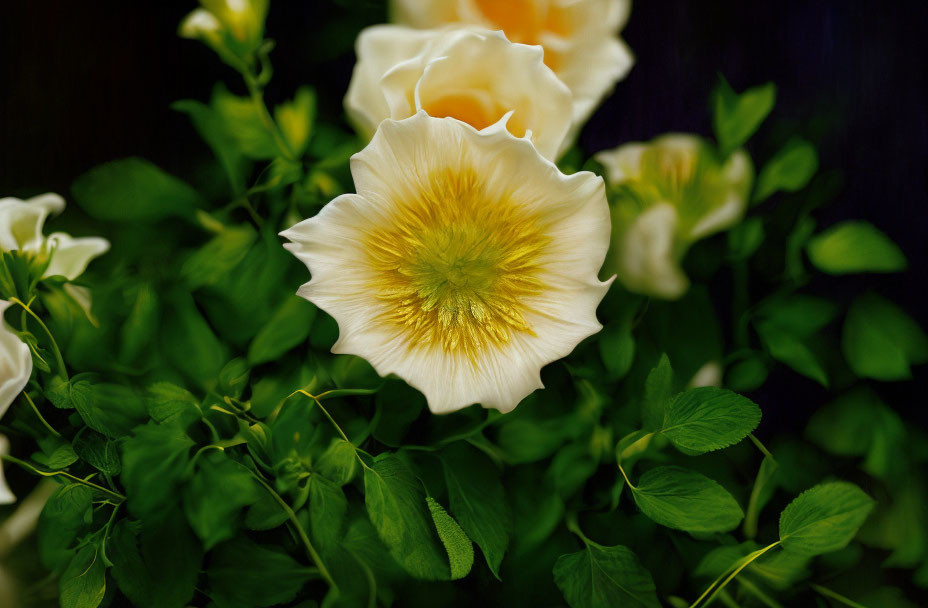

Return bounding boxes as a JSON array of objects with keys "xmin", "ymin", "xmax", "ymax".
[
  {"xmin": 390, "ymin": 0, "xmax": 634, "ymax": 128},
  {"xmin": 596, "ymin": 135, "xmax": 753, "ymax": 299},
  {"xmin": 346, "ymin": 26, "xmax": 573, "ymax": 161},
  {"xmin": 0, "ymin": 193, "xmax": 109, "ymax": 281}
]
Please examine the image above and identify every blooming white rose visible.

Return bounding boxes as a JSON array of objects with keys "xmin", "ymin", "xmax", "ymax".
[
  {"xmin": 595, "ymin": 135, "xmax": 752, "ymax": 299},
  {"xmin": 390, "ymin": 0, "xmax": 634, "ymax": 127},
  {"xmin": 346, "ymin": 26, "xmax": 573, "ymax": 161},
  {"xmin": 282, "ymin": 112, "xmax": 612, "ymax": 414},
  {"xmin": 1, "ymin": 299, "xmax": 34, "ymax": 505},
  {"xmin": 0, "ymin": 193, "xmax": 109, "ymax": 281}
]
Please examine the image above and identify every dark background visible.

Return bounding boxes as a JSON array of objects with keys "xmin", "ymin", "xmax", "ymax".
[{"xmin": 2, "ymin": 0, "xmax": 927, "ymax": 432}]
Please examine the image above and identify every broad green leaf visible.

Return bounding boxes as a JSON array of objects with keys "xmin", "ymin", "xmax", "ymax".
[
  {"xmin": 119, "ymin": 283, "xmax": 160, "ymax": 364},
  {"xmin": 757, "ymin": 294, "xmax": 838, "ymax": 337},
  {"xmin": 307, "ymin": 474, "xmax": 348, "ymax": 555},
  {"xmin": 71, "ymin": 157, "xmax": 202, "ymax": 222},
  {"xmin": 36, "ymin": 436, "xmax": 79, "ymax": 470},
  {"xmin": 643, "ymin": 354, "xmax": 674, "ymax": 431},
  {"xmin": 59, "ymin": 543, "xmax": 106, "ymax": 608},
  {"xmin": 630, "ymin": 466, "xmax": 744, "ymax": 533},
  {"xmin": 805, "ymin": 389, "xmax": 887, "ymax": 457},
  {"xmin": 598, "ymin": 321, "xmax": 635, "ymax": 381},
  {"xmin": 181, "ymin": 224, "xmax": 257, "ymax": 289},
  {"xmin": 162, "ymin": 291, "xmax": 228, "ymax": 388},
  {"xmin": 183, "ymin": 452, "xmax": 261, "ymax": 550},
  {"xmin": 842, "ymin": 293, "xmax": 928, "ymax": 381},
  {"xmin": 207, "ymin": 537, "xmax": 312, "ymax": 608},
  {"xmin": 426, "ymin": 496, "xmax": 474, "ymax": 580},
  {"xmin": 778, "ymin": 481, "xmax": 874, "ymax": 556},
  {"xmin": 244, "ymin": 492, "xmax": 290, "ymax": 531},
  {"xmin": 65, "ymin": 376, "xmax": 147, "ymax": 439},
  {"xmin": 553, "ymin": 543, "xmax": 660, "ymax": 608},
  {"xmin": 37, "ymin": 484, "xmax": 93, "ymax": 570},
  {"xmin": 364, "ymin": 454, "xmax": 450, "ymax": 580},
  {"xmin": 547, "ymin": 441, "xmax": 599, "ymax": 499},
  {"xmin": 121, "ymin": 425, "xmax": 194, "ymax": 520},
  {"xmin": 753, "ymin": 138, "xmax": 818, "ymax": 203},
  {"xmin": 218, "ymin": 358, "xmax": 250, "ymax": 399},
  {"xmin": 248, "ymin": 295, "xmax": 316, "ymax": 365},
  {"xmin": 146, "ymin": 382, "xmax": 201, "ymax": 429},
  {"xmin": 316, "ymin": 438, "xmax": 359, "ymax": 486},
  {"xmin": 211, "ymin": 84, "xmax": 279, "ymax": 160},
  {"xmin": 756, "ymin": 320, "xmax": 828, "ymax": 386},
  {"xmin": 712, "ymin": 78, "xmax": 776, "ymax": 156},
  {"xmin": 441, "ymin": 442, "xmax": 511, "ymax": 579},
  {"xmin": 72, "ymin": 431, "xmax": 121, "ymax": 476},
  {"xmin": 807, "ymin": 221, "xmax": 907, "ymax": 275},
  {"xmin": 660, "ymin": 387, "xmax": 761, "ymax": 453}
]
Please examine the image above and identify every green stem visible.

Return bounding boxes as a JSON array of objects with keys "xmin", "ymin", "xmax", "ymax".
[
  {"xmin": 22, "ymin": 392, "xmax": 61, "ymax": 438},
  {"xmin": 748, "ymin": 434, "xmax": 776, "ymax": 462},
  {"xmin": 290, "ymin": 390, "xmax": 371, "ymax": 471},
  {"xmin": 244, "ymin": 73, "xmax": 296, "ymax": 162},
  {"xmin": 809, "ymin": 584, "xmax": 869, "ymax": 608},
  {"xmin": 689, "ymin": 541, "xmax": 780, "ymax": 608},
  {"xmin": 1, "ymin": 454, "xmax": 125, "ymax": 502},
  {"xmin": 249, "ymin": 472, "xmax": 336, "ymax": 589},
  {"xmin": 565, "ymin": 512, "xmax": 592, "ymax": 546},
  {"xmin": 617, "ymin": 462, "xmax": 636, "ymax": 490},
  {"xmin": 11, "ymin": 297, "xmax": 68, "ymax": 381}
]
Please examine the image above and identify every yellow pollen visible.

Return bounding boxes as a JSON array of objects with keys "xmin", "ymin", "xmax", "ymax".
[{"xmin": 363, "ymin": 168, "xmax": 550, "ymax": 360}]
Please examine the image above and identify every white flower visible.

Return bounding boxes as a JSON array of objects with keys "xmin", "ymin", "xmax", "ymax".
[
  {"xmin": 282, "ymin": 113, "xmax": 612, "ymax": 414},
  {"xmin": 1, "ymin": 298, "xmax": 33, "ymax": 506},
  {"xmin": 0, "ymin": 435, "xmax": 14, "ymax": 505},
  {"xmin": 595, "ymin": 134, "xmax": 752, "ymax": 299},
  {"xmin": 390, "ymin": 0, "xmax": 634, "ymax": 127},
  {"xmin": 346, "ymin": 26, "xmax": 573, "ymax": 161},
  {"xmin": 0, "ymin": 193, "xmax": 109, "ymax": 281}
]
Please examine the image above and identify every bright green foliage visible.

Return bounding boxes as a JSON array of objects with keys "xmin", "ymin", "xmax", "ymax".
[
  {"xmin": 753, "ymin": 138, "xmax": 819, "ymax": 203},
  {"xmin": 779, "ymin": 481, "xmax": 875, "ymax": 555},
  {"xmin": 807, "ymin": 221, "xmax": 907, "ymax": 274},
  {"xmin": 426, "ymin": 496, "xmax": 475, "ymax": 580},
  {"xmin": 642, "ymin": 354, "xmax": 674, "ymax": 431},
  {"xmin": 842, "ymin": 292, "xmax": 928, "ymax": 380},
  {"xmin": 712, "ymin": 78, "xmax": 776, "ymax": 156},
  {"xmin": 553, "ymin": 543, "xmax": 661, "ymax": 608},
  {"xmin": 306, "ymin": 474, "xmax": 348, "ymax": 555},
  {"xmin": 661, "ymin": 387, "xmax": 761, "ymax": 453},
  {"xmin": 630, "ymin": 466, "xmax": 744, "ymax": 533},
  {"xmin": 59, "ymin": 543, "xmax": 107, "ymax": 608}
]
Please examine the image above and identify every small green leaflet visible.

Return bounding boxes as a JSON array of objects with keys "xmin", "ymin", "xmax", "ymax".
[
  {"xmin": 660, "ymin": 387, "xmax": 761, "ymax": 453},
  {"xmin": 629, "ymin": 466, "xmax": 744, "ymax": 533},
  {"xmin": 37, "ymin": 484, "xmax": 94, "ymax": 571},
  {"xmin": 778, "ymin": 481, "xmax": 874, "ymax": 555},
  {"xmin": 643, "ymin": 354, "xmax": 674, "ymax": 431},
  {"xmin": 553, "ymin": 543, "xmax": 661, "ymax": 608},
  {"xmin": 753, "ymin": 138, "xmax": 818, "ymax": 204},
  {"xmin": 426, "ymin": 496, "xmax": 474, "ymax": 580},
  {"xmin": 807, "ymin": 221, "xmax": 907, "ymax": 275},
  {"xmin": 842, "ymin": 292, "xmax": 928, "ymax": 381},
  {"xmin": 306, "ymin": 474, "xmax": 348, "ymax": 555},
  {"xmin": 756, "ymin": 320, "xmax": 828, "ymax": 387},
  {"xmin": 121, "ymin": 424, "xmax": 194, "ymax": 520},
  {"xmin": 712, "ymin": 78, "xmax": 776, "ymax": 156},
  {"xmin": 182, "ymin": 452, "xmax": 261, "ymax": 550},
  {"xmin": 59, "ymin": 543, "xmax": 106, "ymax": 608},
  {"xmin": 248, "ymin": 295, "xmax": 316, "ymax": 365}
]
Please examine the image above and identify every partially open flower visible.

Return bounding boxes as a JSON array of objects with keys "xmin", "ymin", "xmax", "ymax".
[
  {"xmin": 282, "ymin": 112, "xmax": 612, "ymax": 414},
  {"xmin": 390, "ymin": 0, "xmax": 634, "ymax": 127},
  {"xmin": 346, "ymin": 26, "xmax": 572, "ymax": 161},
  {"xmin": 0, "ymin": 193, "xmax": 110, "ymax": 281},
  {"xmin": 180, "ymin": 0, "xmax": 268, "ymax": 59},
  {"xmin": 595, "ymin": 135, "xmax": 752, "ymax": 299},
  {"xmin": 1, "ymin": 298, "xmax": 33, "ymax": 505}
]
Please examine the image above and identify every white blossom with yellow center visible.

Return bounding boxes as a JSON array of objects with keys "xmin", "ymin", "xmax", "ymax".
[
  {"xmin": 346, "ymin": 26, "xmax": 573, "ymax": 161},
  {"xmin": 0, "ymin": 194, "xmax": 110, "ymax": 281},
  {"xmin": 282, "ymin": 113, "xmax": 612, "ymax": 414},
  {"xmin": 390, "ymin": 0, "xmax": 634, "ymax": 128},
  {"xmin": 1, "ymin": 299, "xmax": 33, "ymax": 505},
  {"xmin": 595, "ymin": 134, "xmax": 753, "ymax": 299}
]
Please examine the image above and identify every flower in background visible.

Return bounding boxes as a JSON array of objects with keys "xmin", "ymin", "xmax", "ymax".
[
  {"xmin": 595, "ymin": 135, "xmax": 752, "ymax": 299},
  {"xmin": 282, "ymin": 113, "xmax": 612, "ymax": 414},
  {"xmin": 180, "ymin": 0, "xmax": 269, "ymax": 60},
  {"xmin": 0, "ymin": 193, "xmax": 110, "ymax": 282},
  {"xmin": 346, "ymin": 26, "xmax": 573, "ymax": 161},
  {"xmin": 390, "ymin": 0, "xmax": 634, "ymax": 127},
  {"xmin": 1, "ymin": 299, "xmax": 34, "ymax": 505}
]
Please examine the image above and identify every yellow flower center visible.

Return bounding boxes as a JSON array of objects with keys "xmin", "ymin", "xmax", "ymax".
[
  {"xmin": 363, "ymin": 169, "xmax": 549, "ymax": 359},
  {"xmin": 421, "ymin": 92, "xmax": 528, "ymax": 137}
]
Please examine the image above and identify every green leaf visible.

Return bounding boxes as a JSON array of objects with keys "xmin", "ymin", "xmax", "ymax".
[
  {"xmin": 37, "ymin": 484, "xmax": 93, "ymax": 570},
  {"xmin": 598, "ymin": 321, "xmax": 636, "ymax": 381},
  {"xmin": 172, "ymin": 99, "xmax": 248, "ymax": 195},
  {"xmin": 643, "ymin": 354, "xmax": 674, "ymax": 431},
  {"xmin": 248, "ymin": 295, "xmax": 316, "ymax": 365},
  {"xmin": 316, "ymin": 438, "xmax": 359, "ymax": 486},
  {"xmin": 753, "ymin": 138, "xmax": 819, "ymax": 203},
  {"xmin": 146, "ymin": 382, "xmax": 202, "ymax": 429},
  {"xmin": 553, "ymin": 543, "xmax": 661, "ymax": 608},
  {"xmin": 807, "ymin": 221, "xmax": 907, "ymax": 275},
  {"xmin": 440, "ymin": 442, "xmax": 511, "ymax": 579},
  {"xmin": 161, "ymin": 291, "xmax": 228, "ymax": 388},
  {"xmin": 712, "ymin": 78, "xmax": 776, "ymax": 156},
  {"xmin": 842, "ymin": 292, "xmax": 928, "ymax": 381},
  {"xmin": 211, "ymin": 84, "xmax": 279, "ymax": 160},
  {"xmin": 244, "ymin": 492, "xmax": 289, "ymax": 531},
  {"xmin": 121, "ymin": 425, "xmax": 194, "ymax": 520},
  {"xmin": 71, "ymin": 157, "xmax": 202, "ymax": 222},
  {"xmin": 66, "ymin": 376, "xmax": 148, "ymax": 439},
  {"xmin": 725, "ymin": 354, "xmax": 768, "ymax": 393},
  {"xmin": 119, "ymin": 283, "xmax": 160, "ymax": 364},
  {"xmin": 426, "ymin": 496, "xmax": 475, "ymax": 580},
  {"xmin": 727, "ymin": 217, "xmax": 765, "ymax": 261},
  {"xmin": 778, "ymin": 481, "xmax": 874, "ymax": 555},
  {"xmin": 756, "ymin": 320, "xmax": 828, "ymax": 386},
  {"xmin": 181, "ymin": 224, "xmax": 257, "ymax": 289},
  {"xmin": 207, "ymin": 537, "xmax": 312, "ymax": 608},
  {"xmin": 306, "ymin": 473, "xmax": 348, "ymax": 555},
  {"xmin": 364, "ymin": 454, "xmax": 450, "ymax": 580},
  {"xmin": 183, "ymin": 452, "xmax": 261, "ymax": 550},
  {"xmin": 757, "ymin": 294, "xmax": 838, "ymax": 338},
  {"xmin": 59, "ymin": 543, "xmax": 106, "ymax": 608},
  {"xmin": 36, "ymin": 436, "xmax": 79, "ymax": 470},
  {"xmin": 660, "ymin": 387, "xmax": 761, "ymax": 453},
  {"xmin": 72, "ymin": 431, "xmax": 121, "ymax": 476},
  {"xmin": 275, "ymin": 86, "xmax": 316, "ymax": 156},
  {"xmin": 630, "ymin": 466, "xmax": 744, "ymax": 533}
]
